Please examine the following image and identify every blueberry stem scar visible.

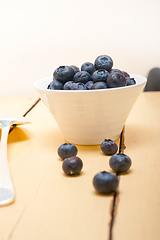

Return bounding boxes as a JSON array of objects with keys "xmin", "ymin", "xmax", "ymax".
[
  {"xmin": 9, "ymin": 98, "xmax": 41, "ymax": 134},
  {"xmin": 109, "ymin": 126, "xmax": 125, "ymax": 240}
]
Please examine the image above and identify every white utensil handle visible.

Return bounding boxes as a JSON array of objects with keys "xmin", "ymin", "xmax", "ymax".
[{"xmin": 0, "ymin": 125, "xmax": 15, "ymax": 206}]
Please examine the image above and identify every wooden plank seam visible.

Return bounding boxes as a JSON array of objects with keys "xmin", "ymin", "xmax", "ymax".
[
  {"xmin": 109, "ymin": 126, "xmax": 126, "ymax": 240},
  {"xmin": 7, "ymin": 101, "xmax": 126, "ymax": 240}
]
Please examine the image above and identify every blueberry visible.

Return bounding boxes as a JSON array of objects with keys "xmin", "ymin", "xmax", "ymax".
[
  {"xmin": 62, "ymin": 156, "xmax": 83, "ymax": 175},
  {"xmin": 94, "ymin": 55, "xmax": 113, "ymax": 72},
  {"xmin": 101, "ymin": 139, "xmax": 118, "ymax": 155},
  {"xmin": 70, "ymin": 65, "xmax": 80, "ymax": 74},
  {"xmin": 58, "ymin": 143, "xmax": 78, "ymax": 160},
  {"xmin": 71, "ymin": 82, "xmax": 85, "ymax": 90},
  {"xmin": 63, "ymin": 81, "xmax": 75, "ymax": 90},
  {"xmin": 107, "ymin": 72, "xmax": 126, "ymax": 88},
  {"xmin": 85, "ymin": 81, "xmax": 94, "ymax": 90},
  {"xmin": 126, "ymin": 77, "xmax": 136, "ymax": 86},
  {"xmin": 92, "ymin": 69, "xmax": 109, "ymax": 83},
  {"xmin": 122, "ymin": 71, "xmax": 130, "ymax": 77},
  {"xmin": 109, "ymin": 153, "xmax": 132, "ymax": 173},
  {"xmin": 47, "ymin": 80, "xmax": 63, "ymax": 90},
  {"xmin": 81, "ymin": 62, "xmax": 96, "ymax": 75},
  {"xmin": 73, "ymin": 71, "xmax": 91, "ymax": 84},
  {"xmin": 93, "ymin": 171, "xmax": 119, "ymax": 194},
  {"xmin": 92, "ymin": 82, "xmax": 107, "ymax": 89},
  {"xmin": 53, "ymin": 66, "xmax": 75, "ymax": 84},
  {"xmin": 110, "ymin": 69, "xmax": 123, "ymax": 75}
]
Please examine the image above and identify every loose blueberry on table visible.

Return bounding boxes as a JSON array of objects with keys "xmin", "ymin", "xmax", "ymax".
[
  {"xmin": 109, "ymin": 153, "xmax": 132, "ymax": 173},
  {"xmin": 48, "ymin": 54, "xmax": 136, "ymax": 90},
  {"xmin": 62, "ymin": 156, "xmax": 83, "ymax": 175},
  {"xmin": 58, "ymin": 143, "xmax": 78, "ymax": 160},
  {"xmin": 93, "ymin": 171, "xmax": 119, "ymax": 194},
  {"xmin": 101, "ymin": 139, "xmax": 118, "ymax": 155}
]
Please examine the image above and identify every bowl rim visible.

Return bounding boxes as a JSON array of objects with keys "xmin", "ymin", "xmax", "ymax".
[{"xmin": 33, "ymin": 73, "xmax": 147, "ymax": 93}]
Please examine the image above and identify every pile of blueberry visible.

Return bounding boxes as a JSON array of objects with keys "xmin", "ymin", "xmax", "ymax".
[
  {"xmin": 57, "ymin": 139, "xmax": 132, "ymax": 195},
  {"xmin": 48, "ymin": 55, "xmax": 136, "ymax": 90}
]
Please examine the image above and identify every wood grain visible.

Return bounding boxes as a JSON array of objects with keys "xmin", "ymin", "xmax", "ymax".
[
  {"xmin": 0, "ymin": 96, "xmax": 118, "ymax": 240},
  {"xmin": 0, "ymin": 93, "xmax": 160, "ymax": 240},
  {"xmin": 0, "ymin": 96, "xmax": 39, "ymax": 116},
  {"xmin": 113, "ymin": 92, "xmax": 160, "ymax": 240}
]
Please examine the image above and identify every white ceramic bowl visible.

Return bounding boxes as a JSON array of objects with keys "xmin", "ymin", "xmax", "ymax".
[{"xmin": 33, "ymin": 74, "xmax": 146, "ymax": 145}]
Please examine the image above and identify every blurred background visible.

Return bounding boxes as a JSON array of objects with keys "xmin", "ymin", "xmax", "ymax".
[{"xmin": 0, "ymin": 0, "xmax": 160, "ymax": 95}]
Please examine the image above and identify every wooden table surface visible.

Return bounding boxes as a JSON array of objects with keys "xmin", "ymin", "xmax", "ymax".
[{"xmin": 0, "ymin": 92, "xmax": 160, "ymax": 240}]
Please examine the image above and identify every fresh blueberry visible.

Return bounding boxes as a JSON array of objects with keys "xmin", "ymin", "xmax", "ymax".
[
  {"xmin": 47, "ymin": 80, "xmax": 63, "ymax": 90},
  {"xmin": 126, "ymin": 77, "xmax": 136, "ymax": 86},
  {"xmin": 94, "ymin": 55, "xmax": 113, "ymax": 72},
  {"xmin": 81, "ymin": 62, "xmax": 96, "ymax": 75},
  {"xmin": 109, "ymin": 153, "xmax": 132, "ymax": 173},
  {"xmin": 92, "ymin": 69, "xmax": 109, "ymax": 83},
  {"xmin": 62, "ymin": 156, "xmax": 83, "ymax": 175},
  {"xmin": 85, "ymin": 81, "xmax": 94, "ymax": 90},
  {"xmin": 92, "ymin": 82, "xmax": 107, "ymax": 89},
  {"xmin": 53, "ymin": 66, "xmax": 75, "ymax": 84},
  {"xmin": 58, "ymin": 143, "xmax": 78, "ymax": 160},
  {"xmin": 107, "ymin": 72, "xmax": 126, "ymax": 88},
  {"xmin": 63, "ymin": 81, "xmax": 75, "ymax": 90},
  {"xmin": 110, "ymin": 69, "xmax": 123, "ymax": 75},
  {"xmin": 122, "ymin": 71, "xmax": 130, "ymax": 77},
  {"xmin": 71, "ymin": 82, "xmax": 85, "ymax": 90},
  {"xmin": 70, "ymin": 65, "xmax": 80, "ymax": 74},
  {"xmin": 93, "ymin": 171, "xmax": 119, "ymax": 194},
  {"xmin": 73, "ymin": 71, "xmax": 91, "ymax": 84},
  {"xmin": 101, "ymin": 139, "xmax": 118, "ymax": 155}
]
